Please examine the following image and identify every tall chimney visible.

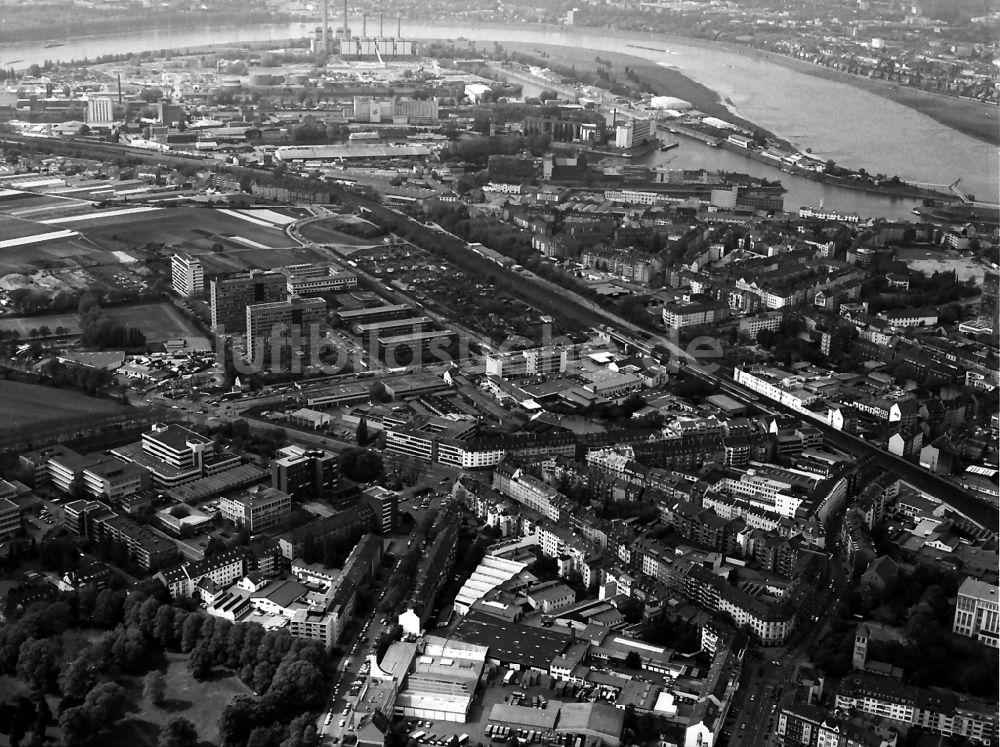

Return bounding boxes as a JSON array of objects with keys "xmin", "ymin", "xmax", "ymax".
[
  {"xmin": 379, "ymin": 11, "xmax": 383, "ymax": 37},
  {"xmin": 363, "ymin": 13, "xmax": 367, "ymax": 37},
  {"xmin": 321, "ymin": 0, "xmax": 328, "ymax": 50},
  {"xmin": 117, "ymin": 73, "xmax": 122, "ymax": 104},
  {"xmin": 343, "ymin": 0, "xmax": 348, "ymax": 39},
  {"xmin": 397, "ymin": 14, "xmax": 401, "ymax": 37}
]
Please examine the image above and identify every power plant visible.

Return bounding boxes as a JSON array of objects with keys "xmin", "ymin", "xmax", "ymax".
[{"xmin": 310, "ymin": 1, "xmax": 416, "ymax": 59}]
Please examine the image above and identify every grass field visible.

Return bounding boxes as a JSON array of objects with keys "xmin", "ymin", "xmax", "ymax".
[
  {"xmin": 0, "ymin": 312, "xmax": 81, "ymax": 336},
  {"xmin": 105, "ymin": 653, "xmax": 251, "ymax": 747},
  {"xmin": 299, "ymin": 217, "xmax": 384, "ymax": 246},
  {"xmin": 0, "ymin": 380, "xmax": 130, "ymax": 431},
  {"xmin": 104, "ymin": 302, "xmax": 209, "ymax": 344}
]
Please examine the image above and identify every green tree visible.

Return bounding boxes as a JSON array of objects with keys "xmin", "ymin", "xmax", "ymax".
[
  {"xmin": 144, "ymin": 670, "xmax": 166, "ymax": 706},
  {"xmin": 188, "ymin": 644, "xmax": 213, "ymax": 681},
  {"xmin": 158, "ymin": 716, "xmax": 198, "ymax": 747}
]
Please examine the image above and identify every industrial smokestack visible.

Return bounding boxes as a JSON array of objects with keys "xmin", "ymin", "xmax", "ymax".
[
  {"xmin": 397, "ymin": 14, "xmax": 401, "ymax": 37},
  {"xmin": 117, "ymin": 73, "xmax": 122, "ymax": 104},
  {"xmin": 379, "ymin": 11, "xmax": 383, "ymax": 37},
  {"xmin": 363, "ymin": 13, "xmax": 366, "ymax": 37},
  {"xmin": 321, "ymin": 0, "xmax": 329, "ymax": 50},
  {"xmin": 343, "ymin": 0, "xmax": 348, "ymax": 39}
]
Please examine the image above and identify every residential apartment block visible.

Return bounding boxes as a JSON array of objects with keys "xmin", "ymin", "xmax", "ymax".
[{"xmin": 171, "ymin": 253, "xmax": 204, "ymax": 297}]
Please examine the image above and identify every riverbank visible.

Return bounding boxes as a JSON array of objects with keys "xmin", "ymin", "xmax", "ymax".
[
  {"xmin": 497, "ymin": 40, "xmax": 779, "ymax": 140},
  {"xmin": 743, "ymin": 47, "xmax": 999, "ymax": 147},
  {"xmin": 451, "ymin": 22, "xmax": 998, "ymax": 149},
  {"xmin": 493, "ymin": 40, "xmax": 954, "ymax": 202}
]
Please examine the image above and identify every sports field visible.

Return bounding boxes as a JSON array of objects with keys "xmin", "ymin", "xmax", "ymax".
[
  {"xmin": 300, "ymin": 217, "xmax": 384, "ymax": 245},
  {"xmin": 0, "ymin": 379, "xmax": 130, "ymax": 431},
  {"xmin": 105, "ymin": 302, "xmax": 210, "ymax": 345}
]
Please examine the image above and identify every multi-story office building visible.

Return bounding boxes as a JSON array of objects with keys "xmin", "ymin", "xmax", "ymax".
[
  {"xmin": 171, "ymin": 253, "xmax": 204, "ymax": 297},
  {"xmin": 210, "ymin": 270, "xmax": 287, "ymax": 334},
  {"xmin": 0, "ymin": 482, "xmax": 20, "ymax": 539},
  {"xmin": 362, "ymin": 485, "xmax": 398, "ymax": 534},
  {"xmin": 271, "ymin": 445, "xmax": 339, "ymax": 501},
  {"xmin": 335, "ymin": 303, "xmax": 412, "ymax": 327},
  {"xmin": 485, "ymin": 346, "xmax": 569, "ymax": 379},
  {"xmin": 953, "ymin": 577, "xmax": 999, "ymax": 647},
  {"xmin": 220, "ymin": 485, "xmax": 292, "ymax": 533},
  {"xmin": 142, "ymin": 424, "xmax": 211, "ymax": 470},
  {"xmin": 81, "ymin": 459, "xmax": 150, "ymax": 501},
  {"xmin": 377, "ymin": 329, "xmax": 455, "ymax": 366},
  {"xmin": 353, "ymin": 316, "xmax": 435, "ymax": 342},
  {"xmin": 111, "ymin": 424, "xmax": 224, "ymax": 488},
  {"xmin": 246, "ymin": 296, "xmax": 327, "ymax": 356},
  {"xmin": 282, "ymin": 264, "xmax": 358, "ymax": 297}
]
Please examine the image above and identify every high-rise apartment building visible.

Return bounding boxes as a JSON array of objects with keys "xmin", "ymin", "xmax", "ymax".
[
  {"xmin": 210, "ymin": 271, "xmax": 287, "ymax": 334},
  {"xmin": 953, "ymin": 577, "xmax": 999, "ymax": 647},
  {"xmin": 171, "ymin": 253, "xmax": 204, "ymax": 297}
]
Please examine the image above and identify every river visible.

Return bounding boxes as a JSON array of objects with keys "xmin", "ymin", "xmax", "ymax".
[{"xmin": 4, "ymin": 20, "xmax": 997, "ymax": 218}]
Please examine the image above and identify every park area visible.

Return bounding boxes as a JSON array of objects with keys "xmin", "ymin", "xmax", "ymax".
[
  {"xmin": 0, "ymin": 379, "xmax": 130, "ymax": 432},
  {"xmin": 106, "ymin": 653, "xmax": 251, "ymax": 746}
]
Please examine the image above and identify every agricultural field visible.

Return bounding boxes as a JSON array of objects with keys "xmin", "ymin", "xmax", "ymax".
[
  {"xmin": 0, "ymin": 380, "xmax": 130, "ymax": 431},
  {"xmin": 0, "ymin": 214, "xmax": 54, "ymax": 240},
  {"xmin": 106, "ymin": 653, "xmax": 251, "ymax": 747},
  {"xmin": 77, "ymin": 207, "xmax": 292, "ymax": 252}
]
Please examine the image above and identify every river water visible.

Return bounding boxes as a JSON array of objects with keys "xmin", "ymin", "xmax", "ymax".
[{"xmin": 5, "ymin": 20, "xmax": 997, "ymax": 219}]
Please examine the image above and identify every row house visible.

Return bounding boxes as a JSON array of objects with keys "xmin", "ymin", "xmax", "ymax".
[{"xmin": 835, "ymin": 673, "xmax": 998, "ymax": 744}]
